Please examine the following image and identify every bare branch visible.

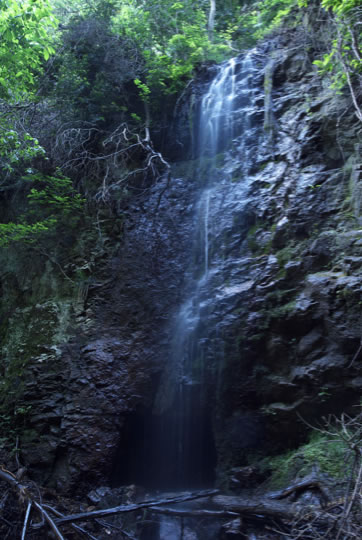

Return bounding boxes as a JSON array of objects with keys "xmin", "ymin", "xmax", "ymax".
[
  {"xmin": 43, "ymin": 505, "xmax": 101, "ymax": 540},
  {"xmin": 50, "ymin": 121, "xmax": 170, "ymax": 205},
  {"xmin": 52, "ymin": 490, "xmax": 219, "ymax": 526},
  {"xmin": 21, "ymin": 502, "xmax": 32, "ymax": 540},
  {"xmin": 33, "ymin": 502, "xmax": 65, "ymax": 540}
]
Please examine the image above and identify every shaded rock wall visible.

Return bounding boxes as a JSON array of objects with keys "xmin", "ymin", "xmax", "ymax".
[
  {"xmin": 211, "ymin": 34, "xmax": 362, "ymax": 479},
  {"xmin": 0, "ymin": 177, "xmax": 197, "ymax": 492}
]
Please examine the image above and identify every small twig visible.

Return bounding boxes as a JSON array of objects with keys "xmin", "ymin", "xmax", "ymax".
[
  {"xmin": 337, "ymin": 458, "xmax": 362, "ymax": 540},
  {"xmin": 33, "ymin": 501, "xmax": 65, "ymax": 540},
  {"xmin": 95, "ymin": 519, "xmax": 137, "ymax": 539},
  {"xmin": 154, "ymin": 170, "xmax": 171, "ymax": 212},
  {"xmin": 348, "ymin": 338, "xmax": 362, "ymax": 368},
  {"xmin": 15, "ymin": 437, "xmax": 20, "ymax": 470},
  {"xmin": 32, "ymin": 246, "xmax": 75, "ymax": 284},
  {"xmin": 0, "ymin": 516, "xmax": 13, "ymax": 527},
  {"xmin": 21, "ymin": 502, "xmax": 32, "ymax": 540},
  {"xmin": 43, "ymin": 505, "xmax": 100, "ymax": 540}
]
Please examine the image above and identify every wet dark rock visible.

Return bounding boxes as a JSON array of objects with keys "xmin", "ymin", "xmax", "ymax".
[
  {"xmin": 0, "ymin": 172, "xmax": 198, "ymax": 493},
  {"xmin": 272, "ymin": 216, "xmax": 290, "ymax": 248},
  {"xmin": 297, "ymin": 329, "xmax": 324, "ymax": 356},
  {"xmin": 220, "ymin": 518, "xmax": 244, "ymax": 539},
  {"xmin": 87, "ymin": 486, "xmax": 112, "ymax": 504},
  {"xmin": 229, "ymin": 466, "xmax": 263, "ymax": 490}
]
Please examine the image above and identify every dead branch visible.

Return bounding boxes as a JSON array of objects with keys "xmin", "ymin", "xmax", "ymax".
[
  {"xmin": 44, "ymin": 504, "xmax": 100, "ymax": 540},
  {"xmin": 4, "ymin": 407, "xmax": 362, "ymax": 540},
  {"xmin": 336, "ymin": 459, "xmax": 362, "ymax": 540},
  {"xmin": 21, "ymin": 502, "xmax": 32, "ymax": 540},
  {"xmin": 0, "ymin": 466, "xmax": 65, "ymax": 539},
  {"xmin": 287, "ymin": 411, "xmax": 362, "ymax": 539},
  {"xmin": 50, "ymin": 121, "xmax": 171, "ymax": 205},
  {"xmin": 333, "ymin": 11, "xmax": 362, "ymax": 123},
  {"xmin": 147, "ymin": 506, "xmax": 239, "ymax": 518},
  {"xmin": 211, "ymin": 495, "xmax": 297, "ymax": 522},
  {"xmin": 50, "ymin": 489, "xmax": 219, "ymax": 526},
  {"xmin": 348, "ymin": 338, "xmax": 362, "ymax": 367},
  {"xmin": 33, "ymin": 501, "xmax": 65, "ymax": 540},
  {"xmin": 0, "ymin": 467, "xmax": 30, "ymax": 500},
  {"xmin": 268, "ymin": 473, "xmax": 331, "ymax": 503},
  {"xmin": 95, "ymin": 518, "xmax": 137, "ymax": 539}
]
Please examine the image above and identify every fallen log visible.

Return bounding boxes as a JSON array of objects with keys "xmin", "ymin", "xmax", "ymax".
[
  {"xmin": 49, "ymin": 489, "xmax": 219, "ymax": 526},
  {"xmin": 147, "ymin": 507, "xmax": 239, "ymax": 518},
  {"xmin": 267, "ymin": 472, "xmax": 331, "ymax": 502},
  {"xmin": 211, "ymin": 495, "xmax": 297, "ymax": 522}
]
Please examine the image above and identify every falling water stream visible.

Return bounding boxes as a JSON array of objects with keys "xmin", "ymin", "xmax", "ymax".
[{"xmin": 151, "ymin": 52, "xmax": 261, "ymax": 494}]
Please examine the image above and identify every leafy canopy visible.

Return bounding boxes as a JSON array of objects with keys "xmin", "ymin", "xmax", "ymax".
[
  {"xmin": 0, "ymin": 0, "xmax": 58, "ymax": 100},
  {"xmin": 0, "ymin": 1, "xmax": 88, "ymax": 248},
  {"xmin": 111, "ymin": 0, "xmax": 231, "ymax": 98}
]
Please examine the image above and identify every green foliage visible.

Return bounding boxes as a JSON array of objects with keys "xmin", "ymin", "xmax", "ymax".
[
  {"xmin": 219, "ymin": 0, "xmax": 299, "ymax": 49},
  {"xmin": 320, "ymin": 0, "xmax": 359, "ymax": 14},
  {"xmin": 0, "ymin": 0, "xmax": 57, "ymax": 100},
  {"xmin": 265, "ymin": 431, "xmax": 348, "ymax": 488},
  {"xmin": 0, "ymin": 127, "xmax": 46, "ymax": 180},
  {"xmin": 253, "ymin": 0, "xmax": 298, "ymax": 41},
  {"xmin": 0, "ymin": 172, "xmax": 84, "ymax": 247},
  {"xmin": 0, "ymin": 0, "xmax": 62, "ymax": 246},
  {"xmin": 46, "ymin": 0, "xmax": 234, "ymax": 124},
  {"xmin": 134, "ymin": 78, "xmax": 151, "ymax": 102},
  {"xmin": 111, "ymin": 0, "xmax": 231, "ymax": 100},
  {"xmin": 0, "ymin": 220, "xmax": 55, "ymax": 247},
  {"xmin": 304, "ymin": 0, "xmax": 361, "ymax": 98},
  {"xmin": 26, "ymin": 171, "xmax": 85, "ymax": 218},
  {"xmin": 47, "ymin": 8, "xmax": 142, "ymax": 125}
]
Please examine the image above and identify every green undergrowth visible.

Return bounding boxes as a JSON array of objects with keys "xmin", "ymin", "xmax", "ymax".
[{"xmin": 261, "ymin": 431, "xmax": 348, "ymax": 489}]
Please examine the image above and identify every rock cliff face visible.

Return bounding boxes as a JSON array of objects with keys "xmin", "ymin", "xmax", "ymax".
[
  {"xmin": 210, "ymin": 33, "xmax": 362, "ymax": 479},
  {"xmin": 167, "ymin": 32, "xmax": 362, "ymax": 484},
  {"xmin": 0, "ymin": 175, "xmax": 198, "ymax": 492},
  {"xmin": 0, "ymin": 26, "xmax": 361, "ymax": 493}
]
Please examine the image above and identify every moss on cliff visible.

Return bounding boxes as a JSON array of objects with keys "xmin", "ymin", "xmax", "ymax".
[{"xmin": 261, "ymin": 431, "xmax": 347, "ymax": 489}]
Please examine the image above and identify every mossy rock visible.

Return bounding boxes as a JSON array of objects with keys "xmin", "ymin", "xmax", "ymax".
[{"xmin": 259, "ymin": 432, "xmax": 348, "ymax": 489}]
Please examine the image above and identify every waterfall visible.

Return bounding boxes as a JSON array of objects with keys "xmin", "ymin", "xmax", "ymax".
[
  {"xmin": 199, "ymin": 57, "xmax": 237, "ymax": 159},
  {"xmin": 149, "ymin": 52, "xmax": 261, "ymax": 490},
  {"xmin": 114, "ymin": 52, "xmax": 263, "ymax": 497}
]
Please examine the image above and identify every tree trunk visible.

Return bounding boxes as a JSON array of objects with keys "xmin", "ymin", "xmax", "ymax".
[{"xmin": 208, "ymin": 0, "xmax": 216, "ymax": 41}]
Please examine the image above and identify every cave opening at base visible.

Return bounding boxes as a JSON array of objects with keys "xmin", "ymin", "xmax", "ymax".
[{"xmin": 111, "ymin": 404, "xmax": 217, "ymax": 491}]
